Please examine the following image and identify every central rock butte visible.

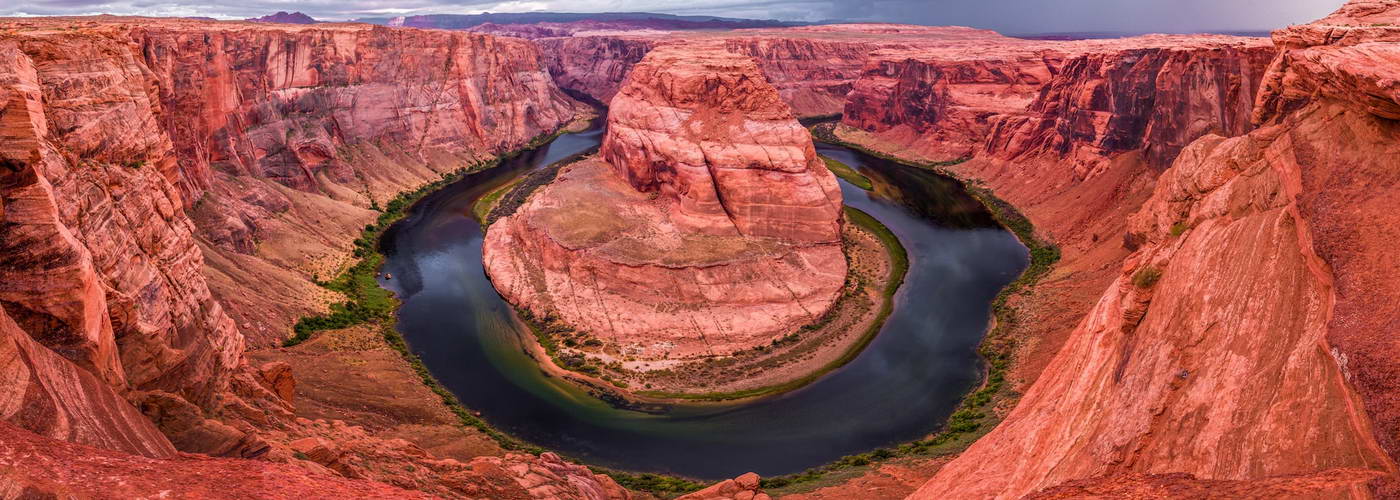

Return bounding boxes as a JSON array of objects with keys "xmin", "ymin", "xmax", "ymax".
[{"xmin": 482, "ymin": 44, "xmax": 846, "ymax": 360}]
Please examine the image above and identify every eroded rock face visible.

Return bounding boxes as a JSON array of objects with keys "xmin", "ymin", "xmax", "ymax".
[
  {"xmin": 0, "ymin": 15, "xmax": 583, "ymax": 473},
  {"xmin": 539, "ymin": 25, "xmax": 1017, "ymax": 117},
  {"xmin": 0, "ymin": 32, "xmax": 262, "ymax": 430},
  {"xmin": 910, "ymin": 3, "xmax": 1400, "ymax": 497},
  {"xmin": 0, "ymin": 306, "xmax": 177, "ymax": 459},
  {"xmin": 484, "ymin": 46, "xmax": 846, "ymax": 359},
  {"xmin": 124, "ymin": 21, "xmax": 585, "ymax": 345},
  {"xmin": 539, "ymin": 36, "xmax": 656, "ymax": 104},
  {"xmin": 840, "ymin": 35, "xmax": 1275, "ymax": 168},
  {"xmin": 842, "ymin": 46, "xmax": 1061, "ymax": 162},
  {"xmin": 600, "ymin": 46, "xmax": 844, "ymax": 243},
  {"xmin": 985, "ymin": 38, "xmax": 1276, "ymax": 172}
]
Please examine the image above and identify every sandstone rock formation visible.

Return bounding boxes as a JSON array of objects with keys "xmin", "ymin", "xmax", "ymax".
[
  {"xmin": 126, "ymin": 21, "xmax": 584, "ymax": 344},
  {"xmin": 539, "ymin": 36, "xmax": 656, "ymax": 104},
  {"xmin": 833, "ymin": 35, "xmax": 1281, "ymax": 411},
  {"xmin": 0, "ymin": 16, "xmax": 616, "ymax": 499},
  {"xmin": 677, "ymin": 472, "xmax": 769, "ymax": 500},
  {"xmin": 0, "ymin": 306, "xmax": 177, "ymax": 459},
  {"xmin": 484, "ymin": 45, "xmax": 846, "ymax": 359},
  {"xmin": 841, "ymin": 35, "xmax": 1275, "ymax": 167},
  {"xmin": 983, "ymin": 37, "xmax": 1276, "ymax": 171},
  {"xmin": 1, "ymin": 28, "xmax": 283, "ymax": 457},
  {"xmin": 841, "ymin": 45, "xmax": 1060, "ymax": 162},
  {"xmin": 0, "ymin": 419, "xmax": 630, "ymax": 499},
  {"xmin": 905, "ymin": 2, "xmax": 1400, "ymax": 497},
  {"xmin": 539, "ymin": 25, "xmax": 1015, "ymax": 117}
]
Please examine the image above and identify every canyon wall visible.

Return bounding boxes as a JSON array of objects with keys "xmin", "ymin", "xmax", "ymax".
[
  {"xmin": 539, "ymin": 25, "xmax": 1017, "ymax": 118},
  {"xmin": 841, "ymin": 46, "xmax": 1060, "ymax": 162},
  {"xmin": 0, "ymin": 30, "xmax": 285, "ymax": 459},
  {"xmin": 839, "ymin": 36, "xmax": 1276, "ymax": 168},
  {"xmin": 126, "ymin": 21, "xmax": 584, "ymax": 345},
  {"xmin": 484, "ymin": 45, "xmax": 846, "ymax": 359},
  {"xmin": 909, "ymin": 2, "xmax": 1400, "ymax": 497},
  {"xmin": 833, "ymin": 36, "xmax": 1279, "ymax": 400},
  {"xmin": 0, "ymin": 17, "xmax": 636, "ymax": 499},
  {"xmin": 538, "ymin": 36, "xmax": 656, "ymax": 104},
  {"xmin": 984, "ymin": 38, "xmax": 1277, "ymax": 173}
]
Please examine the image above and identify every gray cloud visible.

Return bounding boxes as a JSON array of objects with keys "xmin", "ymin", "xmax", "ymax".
[{"xmin": 0, "ymin": 0, "xmax": 1345, "ymax": 33}]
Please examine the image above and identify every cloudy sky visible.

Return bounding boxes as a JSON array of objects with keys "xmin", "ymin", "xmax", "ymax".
[{"xmin": 1, "ymin": 0, "xmax": 1345, "ymax": 34}]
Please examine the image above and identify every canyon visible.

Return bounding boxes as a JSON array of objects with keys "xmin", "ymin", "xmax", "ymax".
[{"xmin": 2, "ymin": 1, "xmax": 1400, "ymax": 498}]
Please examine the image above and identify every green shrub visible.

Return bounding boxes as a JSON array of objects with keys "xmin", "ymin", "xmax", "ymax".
[{"xmin": 1133, "ymin": 266, "xmax": 1163, "ymax": 289}]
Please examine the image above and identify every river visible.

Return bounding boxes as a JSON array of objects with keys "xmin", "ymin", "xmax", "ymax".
[{"xmin": 376, "ymin": 120, "xmax": 1028, "ymax": 480}]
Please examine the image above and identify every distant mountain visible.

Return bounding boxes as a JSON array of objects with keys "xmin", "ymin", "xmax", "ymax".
[
  {"xmin": 353, "ymin": 12, "xmax": 799, "ymax": 30},
  {"xmin": 247, "ymin": 11, "xmax": 318, "ymax": 24}
]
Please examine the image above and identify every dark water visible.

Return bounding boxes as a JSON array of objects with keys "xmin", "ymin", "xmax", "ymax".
[{"xmin": 377, "ymin": 122, "xmax": 1029, "ymax": 480}]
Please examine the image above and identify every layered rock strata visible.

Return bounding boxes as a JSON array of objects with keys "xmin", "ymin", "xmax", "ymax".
[
  {"xmin": 538, "ymin": 25, "xmax": 1015, "ymax": 117},
  {"xmin": 983, "ymin": 37, "xmax": 1277, "ymax": 172},
  {"xmin": 128, "ymin": 21, "xmax": 584, "ymax": 344},
  {"xmin": 836, "ymin": 35, "xmax": 1279, "ymax": 401},
  {"xmin": 484, "ymin": 45, "xmax": 845, "ymax": 359},
  {"xmin": 1, "ymin": 16, "xmax": 621, "ymax": 499},
  {"xmin": 0, "ymin": 30, "xmax": 284, "ymax": 458},
  {"xmin": 909, "ymin": 2, "xmax": 1400, "ymax": 497},
  {"xmin": 841, "ymin": 35, "xmax": 1276, "ymax": 166}
]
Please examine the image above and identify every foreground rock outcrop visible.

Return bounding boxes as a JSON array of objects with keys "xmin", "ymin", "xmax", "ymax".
[
  {"xmin": 484, "ymin": 45, "xmax": 845, "ymax": 359},
  {"xmin": 906, "ymin": 2, "xmax": 1400, "ymax": 497},
  {"xmin": 0, "ymin": 419, "xmax": 630, "ymax": 499}
]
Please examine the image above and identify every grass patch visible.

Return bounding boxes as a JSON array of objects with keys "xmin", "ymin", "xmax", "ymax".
[
  {"xmin": 472, "ymin": 176, "xmax": 524, "ymax": 223},
  {"xmin": 821, "ymin": 154, "xmax": 874, "ymax": 191},
  {"xmin": 1170, "ymin": 221, "xmax": 1189, "ymax": 237},
  {"xmin": 631, "ymin": 206, "xmax": 907, "ymax": 403}
]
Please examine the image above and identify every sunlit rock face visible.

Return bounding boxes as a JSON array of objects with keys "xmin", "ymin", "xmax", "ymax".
[
  {"xmin": 910, "ymin": 2, "xmax": 1400, "ymax": 498},
  {"xmin": 484, "ymin": 45, "xmax": 846, "ymax": 360}
]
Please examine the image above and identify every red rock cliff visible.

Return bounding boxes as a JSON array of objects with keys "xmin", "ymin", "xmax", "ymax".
[
  {"xmin": 0, "ymin": 17, "xmax": 619, "ymax": 498},
  {"xmin": 841, "ymin": 45, "xmax": 1061, "ymax": 162},
  {"xmin": 599, "ymin": 45, "xmax": 844, "ymax": 243},
  {"xmin": 839, "ymin": 36, "xmax": 1275, "ymax": 168},
  {"xmin": 538, "ymin": 36, "xmax": 656, "ymax": 104},
  {"xmin": 0, "ymin": 29, "xmax": 282, "ymax": 458},
  {"xmin": 909, "ymin": 4, "xmax": 1400, "ymax": 497},
  {"xmin": 539, "ymin": 25, "xmax": 1016, "ymax": 117},
  {"xmin": 985, "ymin": 37, "xmax": 1276, "ymax": 172},
  {"xmin": 484, "ymin": 45, "xmax": 846, "ymax": 360}
]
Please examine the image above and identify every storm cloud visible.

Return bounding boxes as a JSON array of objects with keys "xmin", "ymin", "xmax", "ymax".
[{"xmin": 0, "ymin": 0, "xmax": 1345, "ymax": 34}]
